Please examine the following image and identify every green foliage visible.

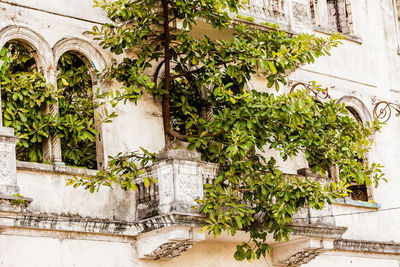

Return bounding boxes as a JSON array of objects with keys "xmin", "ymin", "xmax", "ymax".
[
  {"xmin": 66, "ymin": 147, "xmax": 156, "ymax": 192},
  {"xmin": 0, "ymin": 42, "xmax": 103, "ymax": 168},
  {"xmin": 12, "ymin": 193, "xmax": 26, "ymax": 205},
  {"xmin": 57, "ymin": 53, "xmax": 98, "ymax": 168},
  {"xmin": 70, "ymin": 0, "xmax": 385, "ymax": 261},
  {"xmin": 0, "ymin": 42, "xmax": 58, "ymax": 162},
  {"xmin": 236, "ymin": 14, "xmax": 255, "ymax": 22}
]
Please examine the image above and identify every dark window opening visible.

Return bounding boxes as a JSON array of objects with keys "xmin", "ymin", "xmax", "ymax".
[
  {"xmin": 348, "ymin": 184, "xmax": 369, "ymax": 202},
  {"xmin": 346, "ymin": 106, "xmax": 370, "ymax": 202}
]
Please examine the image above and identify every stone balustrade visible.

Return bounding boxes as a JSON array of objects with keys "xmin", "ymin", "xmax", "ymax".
[
  {"xmin": 133, "ymin": 147, "xmax": 344, "ymax": 261},
  {"xmin": 236, "ymin": 0, "xmax": 355, "ymax": 37},
  {"xmin": 243, "ymin": 0, "xmax": 286, "ymax": 21}
]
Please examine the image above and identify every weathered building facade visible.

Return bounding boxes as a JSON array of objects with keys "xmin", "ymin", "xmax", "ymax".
[{"xmin": 1, "ymin": 0, "xmax": 400, "ymax": 266}]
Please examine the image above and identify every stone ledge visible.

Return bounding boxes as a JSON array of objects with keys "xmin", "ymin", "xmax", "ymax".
[
  {"xmin": 313, "ymin": 26, "xmax": 363, "ymax": 44},
  {"xmin": 16, "ymin": 161, "xmax": 98, "ymax": 177},
  {"xmin": 333, "ymin": 198, "xmax": 381, "ymax": 209},
  {"xmin": 156, "ymin": 148, "xmax": 202, "ymax": 162},
  {"xmin": 0, "ymin": 212, "xmax": 204, "ymax": 237},
  {"xmin": 0, "ymin": 209, "xmax": 352, "ymax": 251},
  {"xmin": 139, "ymin": 213, "xmax": 206, "ymax": 233},
  {"xmin": 290, "ymin": 224, "xmax": 348, "ymax": 239},
  {"xmin": 334, "ymin": 239, "xmax": 400, "ymax": 255},
  {"xmin": 0, "ymin": 211, "xmax": 142, "ymax": 236},
  {"xmin": 0, "ymin": 194, "xmax": 32, "ymax": 212}
]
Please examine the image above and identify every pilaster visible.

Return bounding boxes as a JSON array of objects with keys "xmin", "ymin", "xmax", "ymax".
[
  {"xmin": 0, "ymin": 127, "xmax": 32, "ymax": 212},
  {"xmin": 135, "ymin": 148, "xmax": 218, "ymax": 259}
]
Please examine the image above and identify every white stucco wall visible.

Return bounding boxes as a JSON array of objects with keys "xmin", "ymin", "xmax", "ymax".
[
  {"xmin": 0, "ymin": 234, "xmax": 274, "ymax": 267},
  {"xmin": 1, "ymin": 0, "xmax": 400, "ymax": 266}
]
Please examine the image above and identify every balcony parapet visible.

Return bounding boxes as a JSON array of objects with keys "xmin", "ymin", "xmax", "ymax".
[
  {"xmin": 235, "ymin": 0, "xmax": 360, "ymax": 42},
  {"xmin": 236, "ymin": 0, "xmax": 314, "ymax": 34}
]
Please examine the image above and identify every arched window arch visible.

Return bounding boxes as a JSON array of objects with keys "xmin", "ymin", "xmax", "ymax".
[{"xmin": 52, "ymin": 38, "xmax": 109, "ymax": 169}]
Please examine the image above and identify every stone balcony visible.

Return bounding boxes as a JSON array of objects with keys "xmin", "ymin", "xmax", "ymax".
[
  {"xmin": 133, "ymin": 147, "xmax": 347, "ymax": 263},
  {"xmin": 0, "ymin": 125, "xmax": 399, "ymax": 265}
]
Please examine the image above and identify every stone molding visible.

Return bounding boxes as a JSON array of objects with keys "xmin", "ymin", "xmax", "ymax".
[
  {"xmin": 290, "ymin": 224, "xmax": 348, "ymax": 239},
  {"xmin": 16, "ymin": 160, "xmax": 98, "ymax": 177},
  {"xmin": 53, "ymin": 38, "xmax": 108, "ymax": 73},
  {"xmin": 0, "ymin": 211, "xmax": 141, "ymax": 236},
  {"xmin": 334, "ymin": 239, "xmax": 400, "ymax": 255},
  {"xmin": 0, "ymin": 194, "xmax": 32, "ymax": 212}
]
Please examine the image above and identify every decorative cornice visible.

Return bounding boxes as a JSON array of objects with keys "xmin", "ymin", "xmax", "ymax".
[
  {"xmin": 0, "ymin": 194, "xmax": 32, "ymax": 212},
  {"xmin": 16, "ymin": 161, "xmax": 98, "ymax": 177},
  {"xmin": 0, "ymin": 211, "xmax": 141, "ymax": 236},
  {"xmin": 290, "ymin": 224, "xmax": 348, "ymax": 239},
  {"xmin": 334, "ymin": 239, "xmax": 400, "ymax": 255}
]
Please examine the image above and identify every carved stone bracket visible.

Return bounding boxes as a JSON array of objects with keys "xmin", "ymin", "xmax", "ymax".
[
  {"xmin": 283, "ymin": 249, "xmax": 321, "ymax": 266},
  {"xmin": 270, "ymin": 223, "xmax": 348, "ymax": 266},
  {"xmin": 136, "ymin": 226, "xmax": 205, "ymax": 260},
  {"xmin": 145, "ymin": 241, "xmax": 194, "ymax": 260},
  {"xmin": 271, "ymin": 236, "xmax": 335, "ymax": 266}
]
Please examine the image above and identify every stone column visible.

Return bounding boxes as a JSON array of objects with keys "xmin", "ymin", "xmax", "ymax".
[{"xmin": 43, "ymin": 69, "xmax": 63, "ymax": 164}]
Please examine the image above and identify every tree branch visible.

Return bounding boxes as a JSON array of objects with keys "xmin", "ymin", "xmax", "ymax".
[
  {"xmin": 161, "ymin": 0, "xmax": 172, "ymax": 145},
  {"xmin": 171, "ymin": 58, "xmax": 236, "ymax": 80}
]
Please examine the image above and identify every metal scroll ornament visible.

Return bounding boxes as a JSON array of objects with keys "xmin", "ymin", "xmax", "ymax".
[
  {"xmin": 373, "ymin": 101, "xmax": 400, "ymax": 123},
  {"xmin": 288, "ymin": 81, "xmax": 330, "ymax": 100}
]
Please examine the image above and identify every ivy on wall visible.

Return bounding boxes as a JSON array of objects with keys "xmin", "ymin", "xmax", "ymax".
[{"xmin": 0, "ymin": 42, "xmax": 99, "ymax": 169}]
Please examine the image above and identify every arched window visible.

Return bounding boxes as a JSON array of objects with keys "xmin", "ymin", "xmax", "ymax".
[
  {"xmin": 0, "ymin": 42, "xmax": 101, "ymax": 169},
  {"xmin": 345, "ymin": 106, "xmax": 370, "ymax": 202},
  {"xmin": 56, "ymin": 52, "xmax": 98, "ymax": 169},
  {"xmin": 0, "ymin": 41, "xmax": 51, "ymax": 162}
]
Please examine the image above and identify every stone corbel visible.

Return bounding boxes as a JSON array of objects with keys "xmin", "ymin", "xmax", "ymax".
[
  {"xmin": 271, "ymin": 237, "xmax": 335, "ymax": 266},
  {"xmin": 136, "ymin": 227, "xmax": 205, "ymax": 260}
]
